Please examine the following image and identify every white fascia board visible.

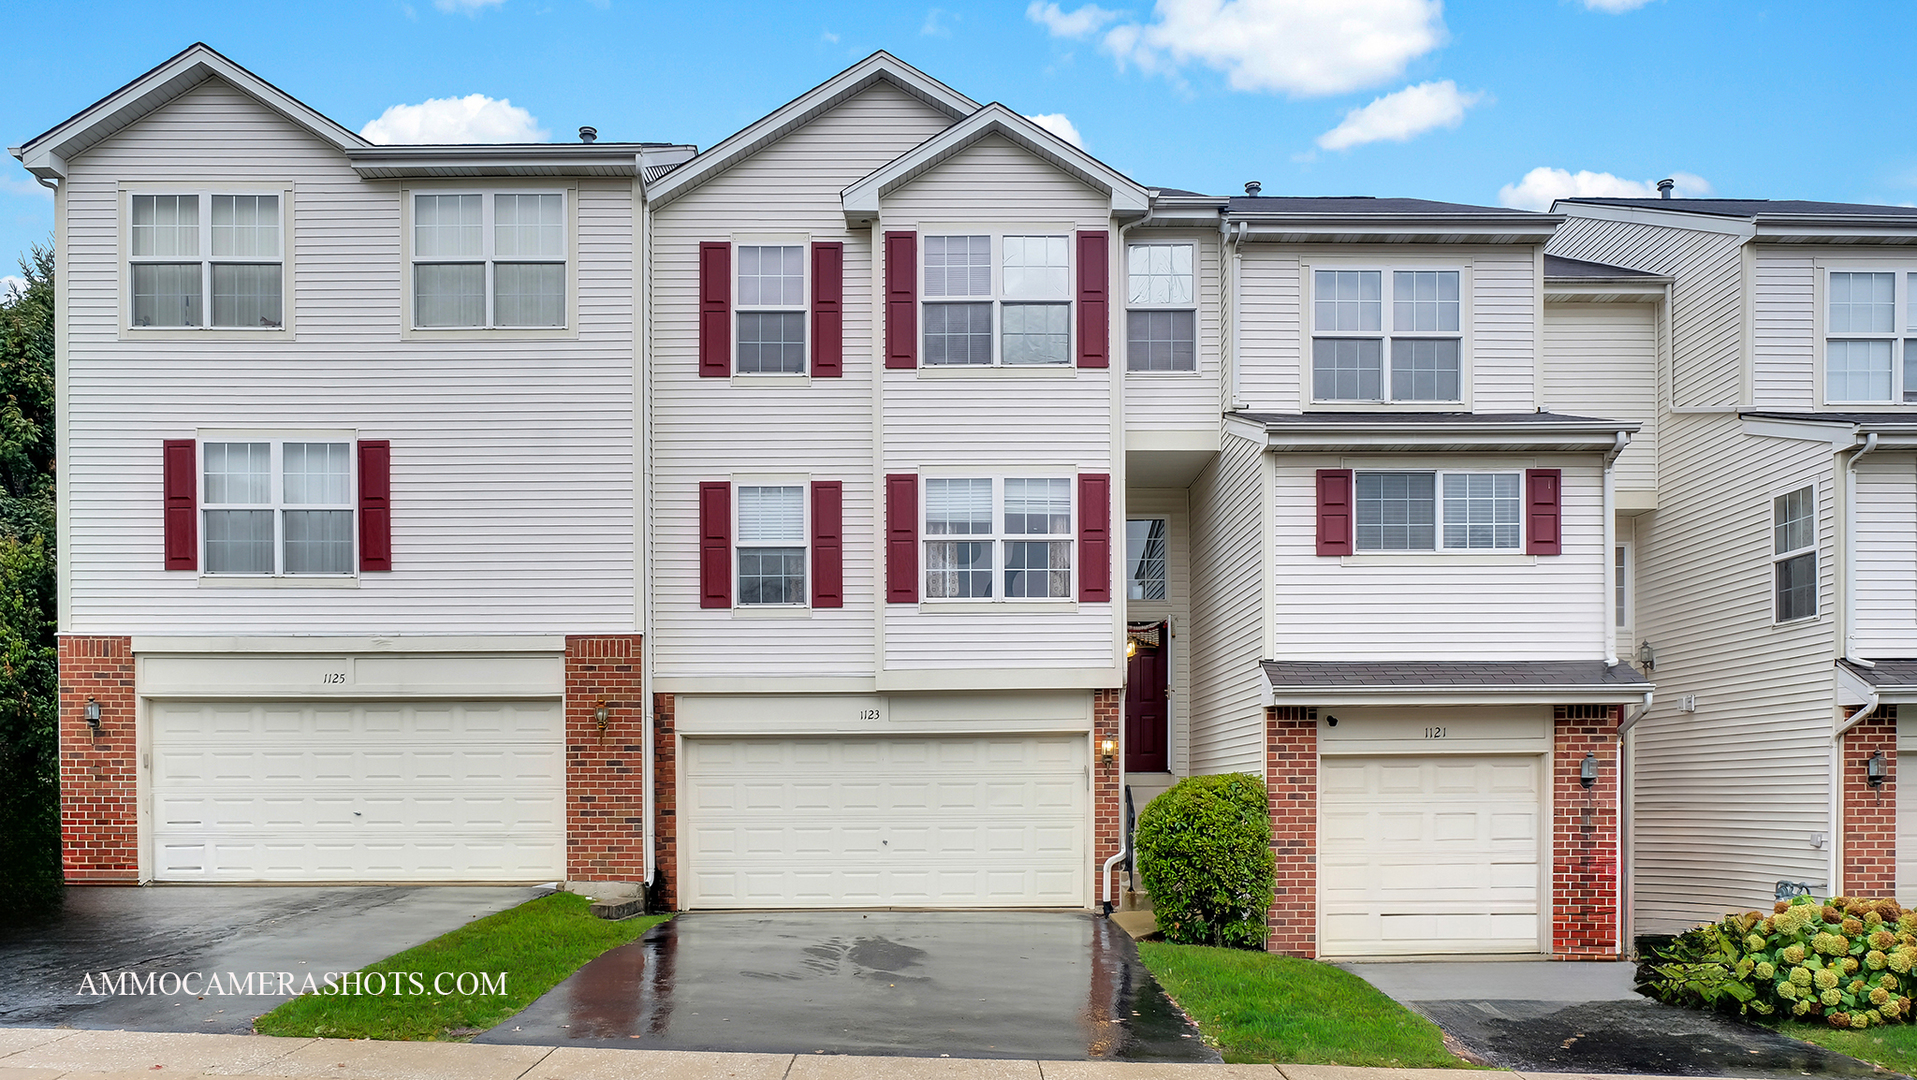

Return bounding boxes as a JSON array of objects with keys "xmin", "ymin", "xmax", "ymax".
[
  {"xmin": 1738, "ymin": 416, "xmax": 1860, "ymax": 446},
  {"xmin": 1223, "ymin": 414, "xmax": 1270, "ymax": 442},
  {"xmin": 346, "ymin": 145, "xmax": 644, "ymax": 179},
  {"xmin": 1836, "ymin": 662, "xmax": 1878, "ymax": 710},
  {"xmin": 841, "ymin": 103, "xmax": 1150, "ymax": 225},
  {"xmin": 1553, "ymin": 201, "xmax": 1756, "ymax": 238},
  {"xmin": 1544, "ymin": 281, "xmax": 1669, "ymax": 303},
  {"xmin": 1266, "ymin": 684, "xmax": 1653, "ymax": 707},
  {"xmin": 1261, "ymin": 421, "xmax": 1640, "ymax": 453},
  {"xmin": 1234, "ymin": 217, "xmax": 1559, "ymax": 246},
  {"xmin": 15, "ymin": 44, "xmax": 366, "ymax": 178},
  {"xmin": 1755, "ymin": 221, "xmax": 1917, "ymax": 245},
  {"xmin": 646, "ymin": 51, "xmax": 977, "ymax": 210},
  {"xmin": 130, "ymin": 635, "xmax": 565, "ymax": 654}
]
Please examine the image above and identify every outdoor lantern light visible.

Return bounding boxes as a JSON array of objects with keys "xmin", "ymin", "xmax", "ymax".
[
  {"xmin": 1869, "ymin": 750, "xmax": 1887, "ymax": 788},
  {"xmin": 83, "ymin": 697, "xmax": 100, "ymax": 732},
  {"xmin": 593, "ymin": 699, "xmax": 611, "ymax": 738},
  {"xmin": 1580, "ymin": 752, "xmax": 1598, "ymax": 789},
  {"xmin": 1100, "ymin": 738, "xmax": 1116, "ymax": 763},
  {"xmin": 1126, "ymin": 637, "xmax": 1138, "ymax": 660}
]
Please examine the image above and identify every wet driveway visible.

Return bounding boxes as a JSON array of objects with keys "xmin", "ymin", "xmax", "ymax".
[
  {"xmin": 475, "ymin": 910, "xmax": 1215, "ymax": 1061},
  {"xmin": 0, "ymin": 885, "xmax": 547, "ymax": 1033}
]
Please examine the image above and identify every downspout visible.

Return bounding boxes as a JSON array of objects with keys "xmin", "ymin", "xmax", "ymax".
[
  {"xmin": 1832, "ymin": 690, "xmax": 1883, "ymax": 896},
  {"xmin": 1845, "ymin": 432, "xmax": 1879, "ymax": 667},
  {"xmin": 637, "ymin": 167, "xmax": 657, "ymax": 899},
  {"xmin": 1222, "ymin": 219, "xmax": 1249, "ymax": 411},
  {"xmin": 1602, "ymin": 431, "xmax": 1631, "ymax": 667},
  {"xmin": 1616, "ymin": 689, "xmax": 1652, "ymax": 953},
  {"xmin": 1102, "ymin": 796, "xmax": 1130, "ymax": 916}
]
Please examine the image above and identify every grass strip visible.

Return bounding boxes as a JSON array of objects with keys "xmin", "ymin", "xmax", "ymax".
[
  {"xmin": 1135, "ymin": 940, "xmax": 1466, "ymax": 1067},
  {"xmin": 255, "ymin": 891, "xmax": 668, "ymax": 1041},
  {"xmin": 1768, "ymin": 1020, "xmax": 1917, "ymax": 1076}
]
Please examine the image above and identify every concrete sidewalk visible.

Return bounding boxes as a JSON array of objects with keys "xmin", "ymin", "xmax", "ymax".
[{"xmin": 0, "ymin": 1027, "xmax": 1810, "ymax": 1080}]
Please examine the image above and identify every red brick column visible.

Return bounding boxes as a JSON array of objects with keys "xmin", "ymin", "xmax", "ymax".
[
  {"xmin": 564, "ymin": 635, "xmax": 645, "ymax": 882},
  {"xmin": 58, "ymin": 635, "xmax": 138, "ymax": 883},
  {"xmin": 1092, "ymin": 686, "xmax": 1122, "ymax": 907},
  {"xmin": 651, "ymin": 691, "xmax": 678, "ymax": 910},
  {"xmin": 1842, "ymin": 705, "xmax": 1898, "ymax": 897},
  {"xmin": 1553, "ymin": 704, "xmax": 1621, "ymax": 957},
  {"xmin": 1266, "ymin": 706, "xmax": 1317, "ymax": 957}
]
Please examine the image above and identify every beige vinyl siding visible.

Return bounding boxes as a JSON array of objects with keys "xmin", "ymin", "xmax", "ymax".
[
  {"xmin": 1854, "ymin": 454, "xmax": 1917, "ymax": 658},
  {"xmin": 1469, "ymin": 248, "xmax": 1541, "ymax": 413},
  {"xmin": 1123, "ymin": 230, "xmax": 1224, "ymax": 433},
  {"xmin": 1272, "ymin": 458, "xmax": 1608, "ymax": 660},
  {"xmin": 880, "ymin": 134, "xmax": 1105, "ymax": 220},
  {"xmin": 1234, "ymin": 249, "xmax": 1301, "ymax": 412},
  {"xmin": 1550, "ymin": 216, "xmax": 1746, "ymax": 409},
  {"xmin": 1186, "ymin": 429, "xmax": 1268, "ymax": 774},
  {"xmin": 62, "ymin": 78, "xmax": 636, "ymax": 635},
  {"xmin": 1752, "ymin": 251, "xmax": 1817, "ymax": 410},
  {"xmin": 1125, "ymin": 487, "xmax": 1194, "ymax": 776},
  {"xmin": 648, "ymin": 81, "xmax": 952, "ymax": 681},
  {"xmin": 1544, "ymin": 302, "xmax": 1659, "ymax": 494}
]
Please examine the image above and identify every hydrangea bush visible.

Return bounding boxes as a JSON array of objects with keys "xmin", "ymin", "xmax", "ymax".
[{"xmin": 1641, "ymin": 895, "xmax": 1917, "ymax": 1029}]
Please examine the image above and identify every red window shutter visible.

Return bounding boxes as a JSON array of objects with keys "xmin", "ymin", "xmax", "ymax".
[
  {"xmin": 1078, "ymin": 473, "xmax": 1112, "ymax": 602},
  {"xmin": 811, "ymin": 242, "xmax": 843, "ymax": 377},
  {"xmin": 358, "ymin": 440, "xmax": 392, "ymax": 572},
  {"xmin": 884, "ymin": 231, "xmax": 917, "ymax": 370},
  {"xmin": 885, "ymin": 473, "xmax": 918, "ymax": 603},
  {"xmin": 699, "ymin": 242, "xmax": 730, "ymax": 377},
  {"xmin": 1076, "ymin": 230, "xmax": 1109, "ymax": 368},
  {"xmin": 1316, "ymin": 469, "xmax": 1354, "ymax": 557},
  {"xmin": 700, "ymin": 481, "xmax": 732, "ymax": 608},
  {"xmin": 811, "ymin": 481, "xmax": 844, "ymax": 608},
  {"xmin": 162, "ymin": 439, "xmax": 197, "ymax": 571},
  {"xmin": 1526, "ymin": 469, "xmax": 1563, "ymax": 555}
]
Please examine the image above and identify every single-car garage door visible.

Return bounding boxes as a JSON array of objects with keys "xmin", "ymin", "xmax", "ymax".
[
  {"xmin": 1320, "ymin": 755, "xmax": 1543, "ymax": 956},
  {"xmin": 152, "ymin": 699, "xmax": 565, "ymax": 882},
  {"xmin": 684, "ymin": 734, "xmax": 1087, "ymax": 908}
]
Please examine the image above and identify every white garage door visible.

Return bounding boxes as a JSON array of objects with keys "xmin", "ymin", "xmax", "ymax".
[
  {"xmin": 1320, "ymin": 755, "xmax": 1543, "ymax": 956},
  {"xmin": 684, "ymin": 735, "xmax": 1087, "ymax": 908},
  {"xmin": 152, "ymin": 699, "xmax": 565, "ymax": 882}
]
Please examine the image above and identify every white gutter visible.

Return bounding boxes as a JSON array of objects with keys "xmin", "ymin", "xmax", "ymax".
[
  {"xmin": 1831, "ymin": 690, "xmax": 1883, "ymax": 895},
  {"xmin": 1845, "ymin": 433, "xmax": 1880, "ymax": 667},
  {"xmin": 1223, "ymin": 220, "xmax": 1248, "ymax": 411},
  {"xmin": 1602, "ymin": 431, "xmax": 1631, "ymax": 666}
]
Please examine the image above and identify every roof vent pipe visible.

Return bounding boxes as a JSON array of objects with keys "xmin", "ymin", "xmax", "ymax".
[
  {"xmin": 1656, "ymin": 178, "xmax": 1674, "ymax": 199},
  {"xmin": 579, "ymin": 126, "xmax": 598, "ymax": 144},
  {"xmin": 1244, "ymin": 180, "xmax": 1262, "ymax": 196}
]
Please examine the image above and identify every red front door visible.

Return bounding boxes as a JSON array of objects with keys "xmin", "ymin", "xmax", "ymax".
[{"xmin": 1124, "ymin": 625, "xmax": 1169, "ymax": 772}]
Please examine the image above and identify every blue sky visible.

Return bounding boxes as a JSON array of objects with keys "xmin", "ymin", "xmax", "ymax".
[{"xmin": 3, "ymin": 0, "xmax": 1913, "ymax": 276}]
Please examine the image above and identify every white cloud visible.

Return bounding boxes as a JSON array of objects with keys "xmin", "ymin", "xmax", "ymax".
[
  {"xmin": 1582, "ymin": 0, "xmax": 1655, "ymax": 11},
  {"xmin": 433, "ymin": 0, "xmax": 504, "ymax": 11},
  {"xmin": 1096, "ymin": 0, "xmax": 1446, "ymax": 97},
  {"xmin": 1316, "ymin": 80, "xmax": 1482, "ymax": 150},
  {"xmin": 361, "ymin": 95, "xmax": 548, "ymax": 144},
  {"xmin": 921, "ymin": 7, "xmax": 955, "ymax": 36},
  {"xmin": 2, "ymin": 174, "xmax": 51, "ymax": 201},
  {"xmin": 1027, "ymin": 1, "xmax": 1120, "ymax": 37},
  {"xmin": 821, "ymin": 30, "xmax": 840, "ymax": 43},
  {"xmin": 1025, "ymin": 113, "xmax": 1085, "ymax": 149},
  {"xmin": 0, "ymin": 276, "xmax": 24, "ymax": 300},
  {"xmin": 1497, "ymin": 167, "xmax": 1713, "ymax": 212}
]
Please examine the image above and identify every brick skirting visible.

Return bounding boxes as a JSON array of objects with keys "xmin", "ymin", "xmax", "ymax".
[
  {"xmin": 651, "ymin": 691, "xmax": 679, "ymax": 910},
  {"xmin": 1265, "ymin": 706, "xmax": 1318, "ymax": 957},
  {"xmin": 564, "ymin": 635, "xmax": 647, "ymax": 883},
  {"xmin": 1842, "ymin": 705, "xmax": 1897, "ymax": 897},
  {"xmin": 58, "ymin": 635, "xmax": 138, "ymax": 883},
  {"xmin": 1093, "ymin": 686, "xmax": 1122, "ymax": 907},
  {"xmin": 1553, "ymin": 704, "xmax": 1622, "ymax": 957}
]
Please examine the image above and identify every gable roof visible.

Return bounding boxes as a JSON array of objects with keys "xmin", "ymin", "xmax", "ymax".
[
  {"xmin": 11, "ymin": 43, "xmax": 367, "ymax": 179},
  {"xmin": 840, "ymin": 103, "xmax": 1150, "ymax": 225},
  {"xmin": 645, "ymin": 51, "xmax": 977, "ymax": 210}
]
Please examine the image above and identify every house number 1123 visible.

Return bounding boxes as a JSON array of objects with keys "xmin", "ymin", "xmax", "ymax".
[
  {"xmin": 1424, "ymin": 726, "xmax": 1447, "ymax": 739},
  {"xmin": 859, "ymin": 709, "xmax": 881, "ymax": 721}
]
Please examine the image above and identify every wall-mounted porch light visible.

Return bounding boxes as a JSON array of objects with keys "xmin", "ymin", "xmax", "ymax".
[
  {"xmin": 1100, "ymin": 738, "xmax": 1116, "ymax": 763},
  {"xmin": 1868, "ymin": 750, "xmax": 1887, "ymax": 789},
  {"xmin": 84, "ymin": 697, "xmax": 101, "ymax": 733},
  {"xmin": 594, "ymin": 699, "xmax": 612, "ymax": 739},
  {"xmin": 1580, "ymin": 752, "xmax": 1598, "ymax": 789}
]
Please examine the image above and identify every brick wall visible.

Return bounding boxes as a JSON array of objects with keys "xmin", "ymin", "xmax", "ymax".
[
  {"xmin": 1553, "ymin": 704, "xmax": 1621, "ymax": 958},
  {"xmin": 651, "ymin": 691, "xmax": 678, "ymax": 910},
  {"xmin": 1842, "ymin": 705, "xmax": 1897, "ymax": 897},
  {"xmin": 564, "ymin": 635, "xmax": 646, "ymax": 883},
  {"xmin": 1093, "ymin": 686, "xmax": 1122, "ymax": 908},
  {"xmin": 58, "ymin": 635, "xmax": 138, "ymax": 883},
  {"xmin": 1266, "ymin": 706, "xmax": 1317, "ymax": 957}
]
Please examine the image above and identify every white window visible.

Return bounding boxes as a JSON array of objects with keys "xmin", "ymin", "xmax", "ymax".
[
  {"xmin": 1615, "ymin": 543, "xmax": 1631, "ymax": 629},
  {"xmin": 736, "ymin": 245, "xmax": 806, "ymax": 373},
  {"xmin": 1126, "ymin": 518, "xmax": 1168, "ymax": 600},
  {"xmin": 1311, "ymin": 268, "xmax": 1462, "ymax": 403},
  {"xmin": 412, "ymin": 192, "xmax": 566, "ymax": 329},
  {"xmin": 736, "ymin": 485, "xmax": 806, "ymax": 605},
  {"xmin": 202, "ymin": 440, "xmax": 353, "ymax": 576},
  {"xmin": 1353, "ymin": 470, "xmax": 1520, "ymax": 552},
  {"xmin": 1774, "ymin": 486, "xmax": 1817, "ymax": 622},
  {"xmin": 1825, "ymin": 271, "xmax": 1917, "ymax": 403},
  {"xmin": 923, "ymin": 235, "xmax": 1071, "ymax": 366},
  {"xmin": 130, "ymin": 193, "xmax": 283, "ymax": 329},
  {"xmin": 1127, "ymin": 243, "xmax": 1195, "ymax": 372},
  {"xmin": 924, "ymin": 477, "xmax": 1073, "ymax": 599}
]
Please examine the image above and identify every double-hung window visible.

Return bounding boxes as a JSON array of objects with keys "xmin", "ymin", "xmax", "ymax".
[
  {"xmin": 1127, "ymin": 243, "xmax": 1195, "ymax": 371},
  {"xmin": 1312, "ymin": 269, "xmax": 1462, "ymax": 403},
  {"xmin": 202, "ymin": 440, "xmax": 353, "ymax": 575},
  {"xmin": 130, "ymin": 193, "xmax": 283, "ymax": 329},
  {"xmin": 1353, "ymin": 470, "xmax": 1520, "ymax": 552},
  {"xmin": 923, "ymin": 235, "xmax": 1071, "ymax": 366},
  {"xmin": 412, "ymin": 192, "xmax": 566, "ymax": 329},
  {"xmin": 1773, "ymin": 486, "xmax": 1817, "ymax": 622},
  {"xmin": 1824, "ymin": 271, "xmax": 1917, "ymax": 403},
  {"xmin": 736, "ymin": 485, "xmax": 806, "ymax": 605},
  {"xmin": 735, "ymin": 245, "xmax": 806, "ymax": 373},
  {"xmin": 924, "ymin": 477, "xmax": 1073, "ymax": 599}
]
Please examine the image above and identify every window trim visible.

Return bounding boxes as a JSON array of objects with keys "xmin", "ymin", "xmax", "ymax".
[
  {"xmin": 399, "ymin": 182, "xmax": 579, "ymax": 341},
  {"xmin": 119, "ymin": 184, "xmax": 294, "ymax": 340},
  {"xmin": 1350, "ymin": 468, "xmax": 1525, "ymax": 555},
  {"xmin": 919, "ymin": 473, "xmax": 1078, "ymax": 603},
  {"xmin": 1303, "ymin": 260, "xmax": 1472, "ymax": 409},
  {"xmin": 917, "ymin": 227, "xmax": 1076, "ymax": 370},
  {"xmin": 196, "ymin": 432, "xmax": 359, "ymax": 582},
  {"xmin": 1819, "ymin": 264, "xmax": 1917, "ymax": 408},
  {"xmin": 731, "ymin": 475, "xmax": 811, "ymax": 611},
  {"xmin": 1771, "ymin": 483, "xmax": 1819, "ymax": 625},
  {"xmin": 1124, "ymin": 241, "xmax": 1199, "ymax": 375},
  {"xmin": 731, "ymin": 236, "xmax": 811, "ymax": 377}
]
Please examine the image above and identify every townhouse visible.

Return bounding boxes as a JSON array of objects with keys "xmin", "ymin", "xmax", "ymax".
[{"xmin": 1548, "ymin": 196, "xmax": 1917, "ymax": 934}]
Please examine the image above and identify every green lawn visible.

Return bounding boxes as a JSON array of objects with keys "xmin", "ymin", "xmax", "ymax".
[
  {"xmin": 254, "ymin": 892, "xmax": 669, "ymax": 1041},
  {"xmin": 1770, "ymin": 1020, "xmax": 1917, "ymax": 1076},
  {"xmin": 1135, "ymin": 941, "xmax": 1468, "ymax": 1067}
]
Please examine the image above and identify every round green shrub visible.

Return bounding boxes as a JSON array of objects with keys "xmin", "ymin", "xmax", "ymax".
[{"xmin": 1134, "ymin": 772, "xmax": 1275, "ymax": 949}]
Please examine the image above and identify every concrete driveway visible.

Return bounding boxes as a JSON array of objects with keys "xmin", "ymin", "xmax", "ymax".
[
  {"xmin": 0, "ymin": 885, "xmax": 548, "ymax": 1033},
  {"xmin": 1346, "ymin": 960, "xmax": 1895, "ymax": 1078},
  {"xmin": 476, "ymin": 910, "xmax": 1216, "ymax": 1062}
]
